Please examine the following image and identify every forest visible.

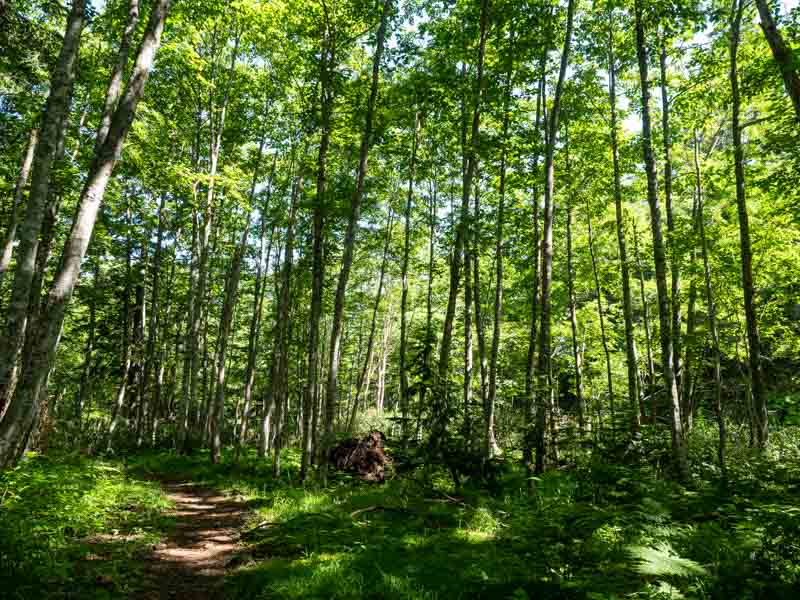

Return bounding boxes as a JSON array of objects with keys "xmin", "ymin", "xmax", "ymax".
[{"xmin": 1, "ymin": 0, "xmax": 799, "ymax": 598}]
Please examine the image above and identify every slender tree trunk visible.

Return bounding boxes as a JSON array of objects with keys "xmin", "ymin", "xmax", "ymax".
[
  {"xmin": 272, "ymin": 170, "xmax": 302, "ymax": 476},
  {"xmin": 682, "ymin": 189, "xmax": 700, "ymax": 432},
  {"xmin": 210, "ymin": 136, "xmax": 267, "ymax": 463},
  {"xmin": 302, "ymin": 25, "xmax": 335, "ymax": 480},
  {"xmin": 437, "ymin": 0, "xmax": 489, "ymax": 403},
  {"xmin": 192, "ymin": 34, "xmax": 239, "ymax": 447},
  {"xmin": 660, "ymin": 38, "xmax": 682, "ymax": 410},
  {"xmin": 238, "ymin": 156, "xmax": 275, "ymax": 459},
  {"xmin": 730, "ymin": 0, "xmax": 767, "ymax": 448},
  {"xmin": 463, "ymin": 185, "xmax": 474, "ymax": 446},
  {"xmin": 0, "ymin": 0, "xmax": 172, "ymax": 469},
  {"xmin": 107, "ymin": 200, "xmax": 134, "ymax": 449},
  {"xmin": 376, "ymin": 314, "xmax": 392, "ymax": 412},
  {"xmin": 586, "ymin": 202, "xmax": 614, "ymax": 429},
  {"xmin": 634, "ymin": 0, "xmax": 688, "ymax": 480},
  {"xmin": 399, "ymin": 112, "xmax": 420, "ymax": 444},
  {"xmin": 76, "ymin": 258, "xmax": 99, "ymax": 438},
  {"xmin": 487, "ymin": 64, "xmax": 514, "ymax": 458},
  {"xmin": 417, "ymin": 175, "xmax": 437, "ymax": 441},
  {"xmin": 139, "ymin": 195, "xmax": 166, "ymax": 446},
  {"xmin": 523, "ymin": 63, "xmax": 545, "ymax": 483},
  {"xmin": 566, "ymin": 199, "xmax": 584, "ymax": 436},
  {"xmin": 472, "ymin": 181, "xmax": 489, "ymax": 451},
  {"xmin": 694, "ymin": 130, "xmax": 725, "ymax": 479},
  {"xmin": 0, "ymin": 1, "xmax": 84, "ymax": 410},
  {"xmin": 535, "ymin": 0, "xmax": 575, "ymax": 474},
  {"xmin": 96, "ymin": 0, "xmax": 141, "ymax": 152},
  {"xmin": 322, "ymin": 0, "xmax": 392, "ymax": 483},
  {"xmin": 754, "ymin": 0, "xmax": 800, "ymax": 119},
  {"xmin": 348, "ymin": 209, "xmax": 393, "ymax": 432},
  {"xmin": 633, "ymin": 219, "xmax": 655, "ymax": 421},
  {"xmin": 607, "ymin": 16, "xmax": 640, "ymax": 431},
  {"xmin": 0, "ymin": 128, "xmax": 38, "ymax": 295}
]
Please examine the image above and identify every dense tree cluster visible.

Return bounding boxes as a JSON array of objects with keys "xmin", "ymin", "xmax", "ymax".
[{"xmin": 1, "ymin": 0, "xmax": 798, "ymax": 481}]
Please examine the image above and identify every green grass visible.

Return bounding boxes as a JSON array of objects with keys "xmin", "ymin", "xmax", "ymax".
[
  {"xmin": 0, "ymin": 452, "xmax": 171, "ymax": 599},
  {"xmin": 3, "ymin": 424, "xmax": 800, "ymax": 599}
]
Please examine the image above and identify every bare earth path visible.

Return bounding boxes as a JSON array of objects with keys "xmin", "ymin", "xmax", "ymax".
[{"xmin": 133, "ymin": 482, "xmax": 248, "ymax": 600}]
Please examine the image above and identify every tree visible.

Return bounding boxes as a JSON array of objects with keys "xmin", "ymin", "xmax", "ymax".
[{"xmin": 633, "ymin": 0, "xmax": 688, "ymax": 480}]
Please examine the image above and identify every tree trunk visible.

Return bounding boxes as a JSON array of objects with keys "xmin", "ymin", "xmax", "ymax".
[
  {"xmin": 210, "ymin": 134, "xmax": 268, "ymax": 463},
  {"xmin": 463, "ymin": 180, "xmax": 474, "ymax": 446},
  {"xmin": 437, "ymin": 0, "xmax": 489, "ymax": 404},
  {"xmin": 633, "ymin": 219, "xmax": 655, "ymax": 420},
  {"xmin": 0, "ymin": 128, "xmax": 38, "ymax": 295},
  {"xmin": 302, "ymin": 22, "xmax": 335, "ymax": 480},
  {"xmin": 272, "ymin": 169, "xmax": 302, "ymax": 476},
  {"xmin": 96, "ymin": 0, "xmax": 141, "ymax": 152},
  {"xmin": 0, "ymin": 0, "xmax": 84, "ymax": 410},
  {"xmin": 634, "ymin": 0, "xmax": 688, "ymax": 480},
  {"xmin": 535, "ymin": 0, "xmax": 575, "ymax": 474},
  {"xmin": 348, "ymin": 209, "xmax": 393, "ymax": 432},
  {"xmin": 191, "ymin": 33, "xmax": 240, "ymax": 449},
  {"xmin": 660, "ymin": 38, "xmax": 682, "ymax": 411},
  {"xmin": 694, "ymin": 130, "xmax": 726, "ymax": 479},
  {"xmin": 237, "ymin": 156, "xmax": 275, "ymax": 460},
  {"xmin": 472, "ymin": 181, "xmax": 489, "ymax": 452},
  {"xmin": 586, "ymin": 200, "xmax": 614, "ymax": 430},
  {"xmin": 730, "ymin": 0, "xmax": 767, "ymax": 448},
  {"xmin": 607, "ymin": 16, "xmax": 641, "ymax": 431},
  {"xmin": 107, "ymin": 200, "xmax": 134, "ymax": 450},
  {"xmin": 75, "ymin": 258, "xmax": 99, "ymax": 438},
  {"xmin": 487, "ymin": 63, "xmax": 514, "ymax": 458},
  {"xmin": 754, "ymin": 0, "xmax": 800, "ymax": 119},
  {"xmin": 140, "ymin": 195, "xmax": 166, "ymax": 446},
  {"xmin": 322, "ymin": 0, "xmax": 392, "ymax": 482},
  {"xmin": 0, "ymin": 0, "xmax": 172, "ymax": 469},
  {"xmin": 523, "ymin": 62, "xmax": 545, "ymax": 483},
  {"xmin": 399, "ymin": 111, "xmax": 420, "ymax": 444},
  {"xmin": 566, "ymin": 199, "xmax": 584, "ymax": 436}
]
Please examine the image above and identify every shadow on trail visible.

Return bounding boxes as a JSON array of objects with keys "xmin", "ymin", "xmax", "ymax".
[{"xmin": 132, "ymin": 483, "xmax": 248, "ymax": 600}]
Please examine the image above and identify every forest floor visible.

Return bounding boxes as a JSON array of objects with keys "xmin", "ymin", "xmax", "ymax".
[
  {"xmin": 133, "ymin": 481, "xmax": 248, "ymax": 600},
  {"xmin": 2, "ymin": 423, "xmax": 800, "ymax": 599}
]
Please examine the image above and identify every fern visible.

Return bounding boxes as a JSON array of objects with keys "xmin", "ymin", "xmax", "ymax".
[{"xmin": 628, "ymin": 542, "xmax": 707, "ymax": 578}]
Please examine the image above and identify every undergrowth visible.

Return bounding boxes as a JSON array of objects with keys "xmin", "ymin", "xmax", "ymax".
[
  {"xmin": 0, "ymin": 452, "xmax": 171, "ymax": 599},
  {"xmin": 2, "ymin": 423, "xmax": 799, "ymax": 599}
]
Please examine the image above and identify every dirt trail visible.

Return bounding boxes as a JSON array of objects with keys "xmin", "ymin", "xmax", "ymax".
[{"xmin": 133, "ymin": 483, "xmax": 247, "ymax": 600}]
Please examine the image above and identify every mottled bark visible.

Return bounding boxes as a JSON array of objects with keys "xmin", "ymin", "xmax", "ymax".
[
  {"xmin": 535, "ymin": 0, "xmax": 575, "ymax": 474},
  {"xmin": 0, "ymin": 128, "xmax": 38, "ymax": 295},
  {"xmin": 0, "ymin": 1, "xmax": 85, "ymax": 411},
  {"xmin": 754, "ymin": 0, "xmax": 800, "ymax": 119},
  {"xmin": 660, "ymin": 38, "xmax": 682, "ymax": 409},
  {"xmin": 730, "ymin": 0, "xmax": 767, "ymax": 447},
  {"xmin": 0, "ymin": 0, "xmax": 172, "ymax": 469},
  {"xmin": 634, "ymin": 0, "xmax": 688, "ymax": 480}
]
